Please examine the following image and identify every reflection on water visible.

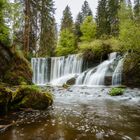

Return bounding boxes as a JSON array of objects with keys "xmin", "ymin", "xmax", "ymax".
[{"xmin": 0, "ymin": 87, "xmax": 140, "ymax": 140}]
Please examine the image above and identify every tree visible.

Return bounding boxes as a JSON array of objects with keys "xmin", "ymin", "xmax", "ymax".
[
  {"xmin": 107, "ymin": 0, "xmax": 119, "ymax": 36},
  {"xmin": 0, "ymin": 0, "xmax": 10, "ymax": 46},
  {"xmin": 119, "ymin": 2, "xmax": 140, "ymax": 53},
  {"xmin": 96, "ymin": 0, "xmax": 110, "ymax": 37},
  {"xmin": 39, "ymin": 0, "xmax": 56, "ymax": 57},
  {"xmin": 80, "ymin": 16, "xmax": 96, "ymax": 42},
  {"xmin": 23, "ymin": 0, "xmax": 30, "ymax": 57},
  {"xmin": 74, "ymin": 12, "xmax": 83, "ymax": 42},
  {"xmin": 60, "ymin": 5, "xmax": 73, "ymax": 31},
  {"xmin": 56, "ymin": 29, "xmax": 76, "ymax": 56},
  {"xmin": 9, "ymin": 0, "xmax": 24, "ymax": 48},
  {"xmin": 134, "ymin": 0, "xmax": 140, "ymax": 23},
  {"xmin": 81, "ymin": 0, "xmax": 93, "ymax": 21}
]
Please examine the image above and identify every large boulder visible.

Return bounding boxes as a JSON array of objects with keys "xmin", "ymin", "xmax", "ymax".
[
  {"xmin": 11, "ymin": 85, "xmax": 53, "ymax": 110},
  {"xmin": 122, "ymin": 53, "xmax": 140, "ymax": 87}
]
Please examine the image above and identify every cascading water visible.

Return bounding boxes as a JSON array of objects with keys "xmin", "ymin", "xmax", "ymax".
[
  {"xmin": 112, "ymin": 54, "xmax": 126, "ymax": 85},
  {"xmin": 31, "ymin": 52, "xmax": 125, "ymax": 86},
  {"xmin": 31, "ymin": 54, "xmax": 83, "ymax": 85},
  {"xmin": 31, "ymin": 58, "xmax": 49, "ymax": 85},
  {"xmin": 76, "ymin": 52, "xmax": 118, "ymax": 86}
]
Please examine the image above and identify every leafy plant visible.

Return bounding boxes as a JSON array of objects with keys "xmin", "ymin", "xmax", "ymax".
[{"xmin": 109, "ymin": 87, "xmax": 125, "ymax": 96}]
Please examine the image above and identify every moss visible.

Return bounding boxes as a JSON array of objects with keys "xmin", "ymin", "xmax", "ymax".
[
  {"xmin": 11, "ymin": 85, "xmax": 53, "ymax": 110},
  {"xmin": 109, "ymin": 87, "xmax": 125, "ymax": 96},
  {"xmin": 123, "ymin": 52, "xmax": 140, "ymax": 87},
  {"xmin": 62, "ymin": 83, "xmax": 70, "ymax": 89}
]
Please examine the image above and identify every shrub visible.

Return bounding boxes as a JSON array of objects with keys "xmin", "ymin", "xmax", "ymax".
[{"xmin": 109, "ymin": 87, "xmax": 125, "ymax": 96}]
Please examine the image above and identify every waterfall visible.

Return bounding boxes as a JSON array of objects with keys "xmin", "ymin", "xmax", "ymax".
[
  {"xmin": 31, "ymin": 54, "xmax": 83, "ymax": 85},
  {"xmin": 112, "ymin": 58, "xmax": 124, "ymax": 85},
  {"xmin": 76, "ymin": 52, "xmax": 117, "ymax": 86},
  {"xmin": 31, "ymin": 52, "xmax": 125, "ymax": 86},
  {"xmin": 31, "ymin": 58, "xmax": 49, "ymax": 85}
]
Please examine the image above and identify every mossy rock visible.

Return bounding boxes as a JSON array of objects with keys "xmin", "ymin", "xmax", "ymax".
[
  {"xmin": 62, "ymin": 84, "xmax": 70, "ymax": 89},
  {"xmin": 11, "ymin": 85, "xmax": 53, "ymax": 110},
  {"xmin": 0, "ymin": 86, "xmax": 12, "ymax": 115},
  {"xmin": 109, "ymin": 87, "xmax": 125, "ymax": 96},
  {"xmin": 123, "ymin": 53, "xmax": 140, "ymax": 87}
]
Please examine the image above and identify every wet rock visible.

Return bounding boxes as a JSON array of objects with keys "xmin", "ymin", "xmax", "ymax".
[{"xmin": 66, "ymin": 78, "xmax": 76, "ymax": 85}]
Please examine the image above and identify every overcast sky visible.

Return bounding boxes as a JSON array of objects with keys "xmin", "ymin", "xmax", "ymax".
[{"xmin": 54, "ymin": 0, "xmax": 98, "ymax": 26}]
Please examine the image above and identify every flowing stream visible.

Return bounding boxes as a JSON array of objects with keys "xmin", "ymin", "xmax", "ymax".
[{"xmin": 0, "ymin": 86, "xmax": 140, "ymax": 140}]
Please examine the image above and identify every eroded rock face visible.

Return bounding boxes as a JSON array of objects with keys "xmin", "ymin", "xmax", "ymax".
[
  {"xmin": 122, "ymin": 53, "xmax": 140, "ymax": 87},
  {"xmin": 0, "ymin": 42, "xmax": 32, "ymax": 85}
]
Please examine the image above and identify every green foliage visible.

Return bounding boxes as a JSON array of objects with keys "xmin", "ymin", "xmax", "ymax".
[
  {"xmin": 119, "ymin": 3, "xmax": 140, "ymax": 53},
  {"xmin": 74, "ymin": 12, "xmax": 83, "ymax": 42},
  {"xmin": 107, "ymin": 0, "xmax": 119, "ymax": 36},
  {"xmin": 0, "ymin": 0, "xmax": 10, "ymax": 45},
  {"xmin": 109, "ymin": 87, "xmax": 125, "ymax": 96},
  {"xmin": 81, "ymin": 0, "xmax": 93, "ymax": 21},
  {"xmin": 56, "ymin": 47, "xmax": 76, "ymax": 56},
  {"xmin": 39, "ymin": 0, "xmax": 56, "ymax": 57},
  {"xmin": 60, "ymin": 5, "xmax": 73, "ymax": 31},
  {"xmin": 96, "ymin": 0, "xmax": 110, "ymax": 37},
  {"xmin": 56, "ymin": 29, "xmax": 76, "ymax": 56},
  {"xmin": 134, "ymin": 0, "xmax": 140, "ymax": 23},
  {"xmin": 80, "ymin": 16, "xmax": 96, "ymax": 42},
  {"xmin": 79, "ymin": 39, "xmax": 112, "ymax": 60}
]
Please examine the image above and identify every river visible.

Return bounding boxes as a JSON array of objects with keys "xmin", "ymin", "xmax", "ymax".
[{"xmin": 0, "ymin": 86, "xmax": 140, "ymax": 140}]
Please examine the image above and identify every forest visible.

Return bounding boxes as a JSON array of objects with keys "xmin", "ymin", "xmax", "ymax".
[{"xmin": 0, "ymin": 0, "xmax": 140, "ymax": 140}]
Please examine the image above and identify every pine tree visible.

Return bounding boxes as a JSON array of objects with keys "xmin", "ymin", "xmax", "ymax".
[
  {"xmin": 81, "ymin": 0, "xmax": 93, "ymax": 22},
  {"xmin": 134, "ymin": 0, "xmax": 140, "ymax": 22},
  {"xmin": 108, "ymin": 0, "xmax": 119, "ymax": 36},
  {"xmin": 39, "ymin": 0, "xmax": 56, "ymax": 57},
  {"xmin": 96, "ymin": 0, "xmax": 110, "ymax": 37},
  {"xmin": 74, "ymin": 12, "xmax": 83, "ymax": 42},
  {"xmin": 60, "ymin": 5, "xmax": 73, "ymax": 31}
]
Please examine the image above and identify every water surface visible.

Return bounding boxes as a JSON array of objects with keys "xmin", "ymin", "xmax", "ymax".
[{"xmin": 0, "ymin": 86, "xmax": 140, "ymax": 140}]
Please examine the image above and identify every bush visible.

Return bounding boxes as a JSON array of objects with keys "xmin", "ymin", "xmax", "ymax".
[
  {"xmin": 79, "ymin": 39, "xmax": 112, "ymax": 61},
  {"xmin": 55, "ymin": 46, "xmax": 77, "ymax": 56},
  {"xmin": 109, "ymin": 87, "xmax": 125, "ymax": 96}
]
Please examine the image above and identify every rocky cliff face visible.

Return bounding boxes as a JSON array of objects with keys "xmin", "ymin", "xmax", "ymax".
[
  {"xmin": 0, "ymin": 42, "xmax": 32, "ymax": 85},
  {"xmin": 122, "ymin": 53, "xmax": 140, "ymax": 87}
]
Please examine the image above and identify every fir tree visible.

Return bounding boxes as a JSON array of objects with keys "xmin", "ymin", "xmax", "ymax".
[
  {"xmin": 74, "ymin": 12, "xmax": 83, "ymax": 42},
  {"xmin": 81, "ymin": 0, "xmax": 93, "ymax": 22},
  {"xmin": 39, "ymin": 0, "xmax": 56, "ymax": 57},
  {"xmin": 60, "ymin": 5, "xmax": 73, "ymax": 31},
  {"xmin": 108, "ymin": 0, "xmax": 119, "ymax": 36},
  {"xmin": 96, "ymin": 0, "xmax": 110, "ymax": 37}
]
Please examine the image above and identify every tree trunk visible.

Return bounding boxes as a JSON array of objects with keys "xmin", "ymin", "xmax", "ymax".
[{"xmin": 24, "ymin": 0, "xmax": 30, "ymax": 57}]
